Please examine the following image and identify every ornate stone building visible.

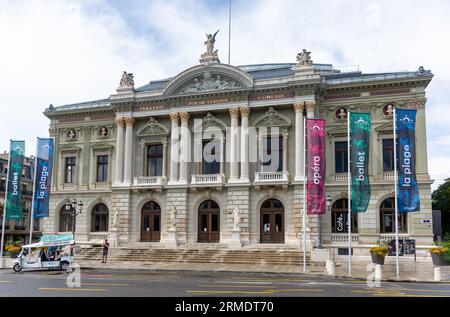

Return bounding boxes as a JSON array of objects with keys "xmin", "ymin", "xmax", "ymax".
[{"xmin": 42, "ymin": 41, "xmax": 434, "ymax": 258}]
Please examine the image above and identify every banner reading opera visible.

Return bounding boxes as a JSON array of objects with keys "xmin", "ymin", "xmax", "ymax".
[
  {"xmin": 33, "ymin": 138, "xmax": 54, "ymax": 219},
  {"xmin": 306, "ymin": 119, "xmax": 326, "ymax": 215},
  {"xmin": 396, "ymin": 109, "xmax": 420, "ymax": 212},
  {"xmin": 6, "ymin": 140, "xmax": 25, "ymax": 220},
  {"xmin": 350, "ymin": 112, "xmax": 371, "ymax": 213}
]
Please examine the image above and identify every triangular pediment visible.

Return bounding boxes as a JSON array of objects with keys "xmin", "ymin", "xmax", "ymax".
[{"xmin": 137, "ymin": 117, "xmax": 169, "ymax": 137}]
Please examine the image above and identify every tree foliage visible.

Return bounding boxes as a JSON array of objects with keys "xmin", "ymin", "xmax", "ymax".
[{"xmin": 432, "ymin": 179, "xmax": 450, "ymax": 236}]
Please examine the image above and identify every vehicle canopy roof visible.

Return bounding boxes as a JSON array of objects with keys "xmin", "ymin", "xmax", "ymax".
[{"xmin": 21, "ymin": 234, "xmax": 75, "ymax": 249}]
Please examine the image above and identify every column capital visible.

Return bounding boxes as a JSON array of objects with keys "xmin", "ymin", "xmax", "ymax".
[
  {"xmin": 239, "ymin": 107, "xmax": 251, "ymax": 118},
  {"xmin": 282, "ymin": 129, "xmax": 289, "ymax": 138},
  {"xmin": 115, "ymin": 117, "xmax": 125, "ymax": 128},
  {"xmin": 229, "ymin": 108, "xmax": 240, "ymax": 118},
  {"xmin": 124, "ymin": 117, "xmax": 135, "ymax": 127},
  {"xmin": 169, "ymin": 112, "xmax": 179, "ymax": 122},
  {"xmin": 293, "ymin": 103, "xmax": 304, "ymax": 112},
  {"xmin": 305, "ymin": 100, "xmax": 316, "ymax": 110},
  {"xmin": 179, "ymin": 112, "xmax": 190, "ymax": 123}
]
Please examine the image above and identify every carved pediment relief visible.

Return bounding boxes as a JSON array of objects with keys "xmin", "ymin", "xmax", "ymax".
[
  {"xmin": 177, "ymin": 71, "xmax": 243, "ymax": 95},
  {"xmin": 193, "ymin": 112, "xmax": 227, "ymax": 132},
  {"xmin": 136, "ymin": 117, "xmax": 169, "ymax": 137},
  {"xmin": 91, "ymin": 142, "xmax": 114, "ymax": 151},
  {"xmin": 253, "ymin": 107, "xmax": 292, "ymax": 128},
  {"xmin": 59, "ymin": 144, "xmax": 82, "ymax": 153},
  {"xmin": 374, "ymin": 122, "xmax": 393, "ymax": 140},
  {"xmin": 326, "ymin": 125, "xmax": 348, "ymax": 139}
]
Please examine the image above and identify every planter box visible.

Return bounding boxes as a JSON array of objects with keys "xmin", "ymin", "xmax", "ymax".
[
  {"xmin": 431, "ymin": 253, "xmax": 450, "ymax": 266},
  {"xmin": 370, "ymin": 252, "xmax": 386, "ymax": 265}
]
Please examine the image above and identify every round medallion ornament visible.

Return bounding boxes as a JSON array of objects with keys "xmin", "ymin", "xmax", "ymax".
[
  {"xmin": 335, "ymin": 108, "xmax": 347, "ymax": 120},
  {"xmin": 383, "ymin": 104, "xmax": 394, "ymax": 117},
  {"xmin": 67, "ymin": 129, "xmax": 77, "ymax": 140},
  {"xmin": 99, "ymin": 127, "xmax": 109, "ymax": 137}
]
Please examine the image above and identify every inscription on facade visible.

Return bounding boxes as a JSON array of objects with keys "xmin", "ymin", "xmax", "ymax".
[
  {"xmin": 134, "ymin": 104, "xmax": 170, "ymax": 112},
  {"xmin": 249, "ymin": 91, "xmax": 294, "ymax": 101},
  {"xmin": 187, "ymin": 97, "xmax": 229, "ymax": 106}
]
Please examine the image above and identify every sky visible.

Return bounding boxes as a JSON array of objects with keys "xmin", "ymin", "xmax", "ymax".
[{"xmin": 0, "ymin": 0, "xmax": 449, "ymax": 190}]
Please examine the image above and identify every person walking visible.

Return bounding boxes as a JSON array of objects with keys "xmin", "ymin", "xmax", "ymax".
[{"xmin": 102, "ymin": 239, "xmax": 110, "ymax": 263}]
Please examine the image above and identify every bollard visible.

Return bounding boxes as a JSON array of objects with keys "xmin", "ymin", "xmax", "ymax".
[
  {"xmin": 434, "ymin": 267, "xmax": 442, "ymax": 282},
  {"xmin": 375, "ymin": 264, "xmax": 383, "ymax": 282},
  {"xmin": 326, "ymin": 260, "xmax": 335, "ymax": 276},
  {"xmin": 0, "ymin": 259, "xmax": 4, "ymax": 269}
]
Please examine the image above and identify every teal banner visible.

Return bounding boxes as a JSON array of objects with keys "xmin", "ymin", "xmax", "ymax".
[
  {"xmin": 6, "ymin": 140, "xmax": 25, "ymax": 220},
  {"xmin": 350, "ymin": 113, "xmax": 371, "ymax": 213}
]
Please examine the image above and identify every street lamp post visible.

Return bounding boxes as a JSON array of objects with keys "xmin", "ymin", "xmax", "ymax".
[{"xmin": 65, "ymin": 198, "xmax": 83, "ymax": 239}]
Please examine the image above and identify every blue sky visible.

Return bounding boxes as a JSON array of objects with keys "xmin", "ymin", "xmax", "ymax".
[{"xmin": 0, "ymin": 0, "xmax": 449, "ymax": 189}]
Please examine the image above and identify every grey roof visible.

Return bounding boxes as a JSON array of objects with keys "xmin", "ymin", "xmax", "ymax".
[{"xmin": 47, "ymin": 63, "xmax": 432, "ymax": 113}]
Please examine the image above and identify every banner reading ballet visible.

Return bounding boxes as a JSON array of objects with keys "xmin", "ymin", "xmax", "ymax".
[
  {"xmin": 306, "ymin": 119, "xmax": 326, "ymax": 215},
  {"xmin": 33, "ymin": 138, "xmax": 55, "ymax": 219},
  {"xmin": 350, "ymin": 113, "xmax": 371, "ymax": 213},
  {"xmin": 396, "ymin": 109, "xmax": 420, "ymax": 213},
  {"xmin": 6, "ymin": 140, "xmax": 25, "ymax": 220}
]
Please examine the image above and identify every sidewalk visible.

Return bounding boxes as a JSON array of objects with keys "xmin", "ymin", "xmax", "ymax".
[
  {"xmin": 73, "ymin": 259, "xmax": 450, "ymax": 283},
  {"xmin": 2, "ymin": 257, "xmax": 449, "ymax": 283}
]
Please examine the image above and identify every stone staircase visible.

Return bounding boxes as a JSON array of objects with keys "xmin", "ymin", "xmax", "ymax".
[{"xmin": 75, "ymin": 245, "xmax": 310, "ymax": 266}]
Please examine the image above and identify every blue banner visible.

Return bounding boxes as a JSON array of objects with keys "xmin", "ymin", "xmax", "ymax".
[
  {"xmin": 6, "ymin": 140, "xmax": 25, "ymax": 220},
  {"xmin": 396, "ymin": 109, "xmax": 420, "ymax": 213},
  {"xmin": 33, "ymin": 138, "xmax": 54, "ymax": 219}
]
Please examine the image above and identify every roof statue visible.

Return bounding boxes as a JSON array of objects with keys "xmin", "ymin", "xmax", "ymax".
[
  {"xmin": 119, "ymin": 71, "xmax": 135, "ymax": 89},
  {"xmin": 296, "ymin": 49, "xmax": 313, "ymax": 68},
  {"xmin": 200, "ymin": 30, "xmax": 220, "ymax": 64}
]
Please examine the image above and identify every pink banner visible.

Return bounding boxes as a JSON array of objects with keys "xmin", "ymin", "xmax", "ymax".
[{"xmin": 307, "ymin": 119, "xmax": 326, "ymax": 215}]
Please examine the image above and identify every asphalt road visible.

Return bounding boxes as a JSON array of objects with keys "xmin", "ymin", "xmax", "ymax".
[{"xmin": 1, "ymin": 268, "xmax": 450, "ymax": 297}]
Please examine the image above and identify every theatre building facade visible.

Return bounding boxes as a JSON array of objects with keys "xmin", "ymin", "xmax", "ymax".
[{"xmin": 42, "ymin": 45, "xmax": 434, "ymax": 256}]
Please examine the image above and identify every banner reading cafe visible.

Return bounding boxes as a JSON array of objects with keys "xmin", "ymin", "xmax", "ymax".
[{"xmin": 43, "ymin": 37, "xmax": 434, "ymax": 259}]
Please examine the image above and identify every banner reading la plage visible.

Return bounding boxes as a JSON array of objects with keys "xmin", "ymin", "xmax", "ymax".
[
  {"xmin": 33, "ymin": 138, "xmax": 54, "ymax": 219},
  {"xmin": 350, "ymin": 113, "xmax": 371, "ymax": 213},
  {"xmin": 6, "ymin": 140, "xmax": 25, "ymax": 220},
  {"xmin": 396, "ymin": 109, "xmax": 420, "ymax": 212},
  {"xmin": 306, "ymin": 119, "xmax": 326, "ymax": 215}
]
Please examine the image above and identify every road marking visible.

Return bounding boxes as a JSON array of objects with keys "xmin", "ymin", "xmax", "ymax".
[
  {"xmin": 216, "ymin": 280, "xmax": 273, "ymax": 285},
  {"xmin": 81, "ymin": 283, "xmax": 129, "ymax": 286},
  {"xmin": 198, "ymin": 284, "xmax": 273, "ymax": 288},
  {"xmin": 373, "ymin": 293, "xmax": 450, "ymax": 298},
  {"xmin": 38, "ymin": 288, "xmax": 106, "ymax": 292},
  {"xmin": 187, "ymin": 290, "xmax": 275, "ymax": 295},
  {"xmin": 0, "ymin": 281, "xmax": 12, "ymax": 283}
]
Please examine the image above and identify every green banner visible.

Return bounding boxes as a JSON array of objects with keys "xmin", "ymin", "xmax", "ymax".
[
  {"xmin": 6, "ymin": 140, "xmax": 25, "ymax": 220},
  {"xmin": 350, "ymin": 113, "xmax": 371, "ymax": 213}
]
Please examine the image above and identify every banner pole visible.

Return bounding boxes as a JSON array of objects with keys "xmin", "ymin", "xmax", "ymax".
[
  {"xmin": 303, "ymin": 116, "xmax": 307, "ymax": 273},
  {"xmin": 0, "ymin": 141, "xmax": 13, "ymax": 268},
  {"xmin": 393, "ymin": 108, "xmax": 400, "ymax": 278},
  {"xmin": 28, "ymin": 138, "xmax": 39, "ymax": 247},
  {"xmin": 347, "ymin": 112, "xmax": 352, "ymax": 277}
]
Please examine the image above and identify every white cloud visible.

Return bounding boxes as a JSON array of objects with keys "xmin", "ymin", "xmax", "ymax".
[{"xmin": 0, "ymin": 0, "xmax": 449, "ymax": 188}]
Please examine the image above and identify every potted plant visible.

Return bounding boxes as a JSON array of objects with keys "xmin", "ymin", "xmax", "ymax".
[
  {"xmin": 370, "ymin": 241, "xmax": 389, "ymax": 265},
  {"xmin": 429, "ymin": 243, "xmax": 450, "ymax": 266},
  {"xmin": 5, "ymin": 241, "xmax": 22, "ymax": 258}
]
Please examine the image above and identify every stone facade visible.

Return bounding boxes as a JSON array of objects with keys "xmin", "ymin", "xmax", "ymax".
[{"xmin": 42, "ymin": 49, "xmax": 434, "ymax": 255}]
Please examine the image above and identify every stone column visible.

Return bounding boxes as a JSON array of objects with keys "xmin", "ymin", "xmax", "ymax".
[
  {"xmin": 413, "ymin": 99, "xmax": 428, "ymax": 175},
  {"xmin": 220, "ymin": 136, "xmax": 225, "ymax": 176},
  {"xmin": 179, "ymin": 112, "xmax": 190, "ymax": 184},
  {"xmin": 294, "ymin": 103, "xmax": 304, "ymax": 181},
  {"xmin": 169, "ymin": 113, "xmax": 179, "ymax": 184},
  {"xmin": 123, "ymin": 117, "xmax": 135, "ymax": 186},
  {"xmin": 162, "ymin": 137, "xmax": 168, "ymax": 182},
  {"xmin": 306, "ymin": 101, "xmax": 316, "ymax": 119},
  {"xmin": 114, "ymin": 117, "xmax": 125, "ymax": 184},
  {"xmin": 229, "ymin": 108, "xmax": 240, "ymax": 182},
  {"xmin": 239, "ymin": 107, "xmax": 250, "ymax": 182},
  {"xmin": 282, "ymin": 129, "xmax": 288, "ymax": 173}
]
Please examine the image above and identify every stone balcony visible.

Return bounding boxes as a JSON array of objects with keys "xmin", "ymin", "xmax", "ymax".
[
  {"xmin": 133, "ymin": 176, "xmax": 166, "ymax": 188},
  {"xmin": 254, "ymin": 171, "xmax": 289, "ymax": 187},
  {"xmin": 191, "ymin": 174, "xmax": 225, "ymax": 187}
]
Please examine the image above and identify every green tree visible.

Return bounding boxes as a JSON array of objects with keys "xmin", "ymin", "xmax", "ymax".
[{"xmin": 432, "ymin": 179, "xmax": 450, "ymax": 238}]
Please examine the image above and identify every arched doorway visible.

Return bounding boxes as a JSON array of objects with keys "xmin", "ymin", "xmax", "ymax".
[
  {"xmin": 260, "ymin": 199, "xmax": 284, "ymax": 243},
  {"xmin": 380, "ymin": 197, "xmax": 407, "ymax": 233},
  {"xmin": 198, "ymin": 200, "xmax": 220, "ymax": 243},
  {"xmin": 141, "ymin": 201, "xmax": 161, "ymax": 242},
  {"xmin": 91, "ymin": 203, "xmax": 109, "ymax": 232},
  {"xmin": 331, "ymin": 199, "xmax": 358, "ymax": 233}
]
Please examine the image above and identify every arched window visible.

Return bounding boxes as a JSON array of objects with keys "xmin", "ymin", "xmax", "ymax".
[
  {"xmin": 380, "ymin": 198, "xmax": 407, "ymax": 233},
  {"xmin": 59, "ymin": 206, "xmax": 74, "ymax": 232},
  {"xmin": 331, "ymin": 199, "xmax": 358, "ymax": 233},
  {"xmin": 91, "ymin": 203, "xmax": 109, "ymax": 232}
]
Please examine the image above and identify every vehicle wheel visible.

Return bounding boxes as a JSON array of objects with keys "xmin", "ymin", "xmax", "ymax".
[
  {"xmin": 60, "ymin": 261, "xmax": 70, "ymax": 271},
  {"xmin": 13, "ymin": 263, "xmax": 22, "ymax": 273}
]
